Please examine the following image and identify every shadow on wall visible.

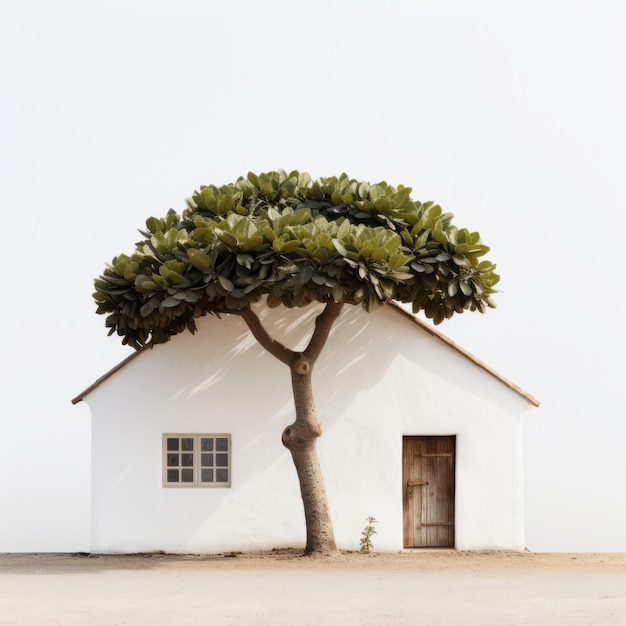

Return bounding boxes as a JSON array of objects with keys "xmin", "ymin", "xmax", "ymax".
[
  {"xmin": 192, "ymin": 303, "xmax": 399, "ymax": 418},
  {"xmin": 147, "ymin": 302, "xmax": 397, "ymax": 480}
]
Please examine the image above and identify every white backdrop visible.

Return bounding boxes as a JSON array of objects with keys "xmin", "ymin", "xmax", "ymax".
[{"xmin": 1, "ymin": 0, "xmax": 624, "ymax": 552}]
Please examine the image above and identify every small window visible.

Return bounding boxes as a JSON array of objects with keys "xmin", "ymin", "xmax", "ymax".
[{"xmin": 163, "ymin": 434, "xmax": 231, "ymax": 487}]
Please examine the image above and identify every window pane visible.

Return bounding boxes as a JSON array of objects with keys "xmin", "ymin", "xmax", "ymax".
[
  {"xmin": 201, "ymin": 469, "xmax": 214, "ymax": 483},
  {"xmin": 201, "ymin": 453, "xmax": 213, "ymax": 467},
  {"xmin": 216, "ymin": 453, "xmax": 228, "ymax": 467},
  {"xmin": 181, "ymin": 469, "xmax": 194, "ymax": 482},
  {"xmin": 216, "ymin": 469, "xmax": 229, "ymax": 483},
  {"xmin": 216, "ymin": 437, "xmax": 229, "ymax": 451},
  {"xmin": 201, "ymin": 438, "xmax": 213, "ymax": 452},
  {"xmin": 181, "ymin": 453, "xmax": 194, "ymax": 467},
  {"xmin": 167, "ymin": 469, "xmax": 179, "ymax": 482},
  {"xmin": 181, "ymin": 438, "xmax": 194, "ymax": 451},
  {"xmin": 167, "ymin": 453, "xmax": 179, "ymax": 467},
  {"xmin": 167, "ymin": 438, "xmax": 179, "ymax": 451}
]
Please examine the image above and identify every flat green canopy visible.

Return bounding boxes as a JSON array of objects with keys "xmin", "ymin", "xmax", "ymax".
[{"xmin": 94, "ymin": 170, "xmax": 498, "ymax": 348}]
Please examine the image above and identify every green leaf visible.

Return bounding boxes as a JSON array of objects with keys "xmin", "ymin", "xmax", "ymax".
[
  {"xmin": 261, "ymin": 183, "xmax": 276, "ymax": 198},
  {"xmin": 333, "ymin": 240, "xmax": 349, "ymax": 256},
  {"xmin": 217, "ymin": 194, "xmax": 235, "ymax": 215},
  {"xmin": 393, "ymin": 187, "xmax": 411, "ymax": 209},
  {"xmin": 187, "ymin": 248, "xmax": 212, "ymax": 272},
  {"xmin": 276, "ymin": 239, "xmax": 302, "ymax": 253},
  {"xmin": 374, "ymin": 198, "xmax": 390, "ymax": 212},
  {"xmin": 146, "ymin": 216, "xmax": 162, "ymax": 234},
  {"xmin": 140, "ymin": 302, "xmax": 155, "ymax": 317},
  {"xmin": 370, "ymin": 246, "xmax": 388, "ymax": 263},
  {"xmin": 432, "ymin": 228, "xmax": 448, "ymax": 246},
  {"xmin": 159, "ymin": 267, "xmax": 184, "ymax": 285},
  {"xmin": 368, "ymin": 292, "xmax": 381, "ymax": 311},
  {"xmin": 215, "ymin": 229, "xmax": 238, "ymax": 247},
  {"xmin": 332, "ymin": 284, "xmax": 344, "ymax": 302},
  {"xmin": 243, "ymin": 280, "xmax": 262, "ymax": 295},
  {"xmin": 336, "ymin": 218, "xmax": 351, "ymax": 241},
  {"xmin": 241, "ymin": 235, "xmax": 266, "ymax": 251},
  {"xmin": 414, "ymin": 230, "xmax": 431, "ymax": 248},
  {"xmin": 312, "ymin": 247, "xmax": 330, "ymax": 263},
  {"xmin": 217, "ymin": 275, "xmax": 234, "ymax": 292},
  {"xmin": 200, "ymin": 187, "xmax": 218, "ymax": 211},
  {"xmin": 369, "ymin": 184, "xmax": 384, "ymax": 202},
  {"xmin": 298, "ymin": 171, "xmax": 311, "ymax": 188},
  {"xmin": 299, "ymin": 265, "xmax": 314, "ymax": 284},
  {"xmin": 459, "ymin": 281, "xmax": 473, "ymax": 296},
  {"xmin": 236, "ymin": 254, "xmax": 254, "ymax": 269}
]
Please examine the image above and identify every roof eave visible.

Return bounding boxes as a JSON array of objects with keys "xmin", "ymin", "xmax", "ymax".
[{"xmin": 71, "ymin": 349, "xmax": 144, "ymax": 405}]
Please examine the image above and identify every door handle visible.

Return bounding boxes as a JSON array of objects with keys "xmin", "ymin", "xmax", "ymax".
[{"xmin": 407, "ymin": 479, "xmax": 428, "ymax": 486}]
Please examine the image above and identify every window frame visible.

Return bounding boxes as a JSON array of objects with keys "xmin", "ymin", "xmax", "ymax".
[{"xmin": 162, "ymin": 434, "xmax": 231, "ymax": 488}]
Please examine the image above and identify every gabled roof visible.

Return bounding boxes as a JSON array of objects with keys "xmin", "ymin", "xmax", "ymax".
[{"xmin": 72, "ymin": 302, "xmax": 539, "ymax": 407}]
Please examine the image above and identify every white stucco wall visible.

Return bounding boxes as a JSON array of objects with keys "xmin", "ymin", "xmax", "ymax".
[{"xmin": 84, "ymin": 302, "xmax": 531, "ymax": 553}]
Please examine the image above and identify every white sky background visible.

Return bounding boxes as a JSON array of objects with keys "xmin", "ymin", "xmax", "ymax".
[{"xmin": 1, "ymin": 0, "xmax": 624, "ymax": 552}]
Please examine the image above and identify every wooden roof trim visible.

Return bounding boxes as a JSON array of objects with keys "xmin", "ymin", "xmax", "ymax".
[
  {"xmin": 72, "ymin": 303, "xmax": 539, "ymax": 407},
  {"xmin": 388, "ymin": 302, "xmax": 540, "ymax": 407},
  {"xmin": 71, "ymin": 349, "xmax": 144, "ymax": 405}
]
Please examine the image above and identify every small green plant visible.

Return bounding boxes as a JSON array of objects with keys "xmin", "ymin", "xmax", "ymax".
[{"xmin": 359, "ymin": 516, "xmax": 378, "ymax": 553}]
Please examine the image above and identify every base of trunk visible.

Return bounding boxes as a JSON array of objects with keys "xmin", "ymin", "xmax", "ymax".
[{"xmin": 301, "ymin": 548, "xmax": 344, "ymax": 559}]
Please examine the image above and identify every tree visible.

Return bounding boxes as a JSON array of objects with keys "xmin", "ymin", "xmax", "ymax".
[{"xmin": 93, "ymin": 170, "xmax": 499, "ymax": 555}]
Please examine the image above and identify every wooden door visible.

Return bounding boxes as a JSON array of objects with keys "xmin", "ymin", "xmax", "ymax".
[{"xmin": 403, "ymin": 436, "xmax": 455, "ymax": 548}]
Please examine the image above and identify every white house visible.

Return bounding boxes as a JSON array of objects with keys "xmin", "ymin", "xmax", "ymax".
[{"xmin": 73, "ymin": 301, "xmax": 538, "ymax": 554}]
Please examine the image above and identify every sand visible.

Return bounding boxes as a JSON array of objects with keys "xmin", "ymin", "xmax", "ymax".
[{"xmin": 1, "ymin": 550, "xmax": 625, "ymax": 625}]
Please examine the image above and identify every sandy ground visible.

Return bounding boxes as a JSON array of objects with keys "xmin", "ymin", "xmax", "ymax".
[{"xmin": 1, "ymin": 550, "xmax": 625, "ymax": 625}]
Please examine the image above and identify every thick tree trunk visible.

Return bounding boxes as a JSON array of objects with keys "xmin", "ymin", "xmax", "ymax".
[
  {"xmin": 282, "ymin": 358, "xmax": 336, "ymax": 554},
  {"xmin": 239, "ymin": 302, "xmax": 343, "ymax": 556}
]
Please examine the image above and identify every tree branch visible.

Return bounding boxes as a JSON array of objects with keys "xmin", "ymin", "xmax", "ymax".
[
  {"xmin": 303, "ymin": 301, "xmax": 344, "ymax": 364},
  {"xmin": 239, "ymin": 305, "xmax": 295, "ymax": 366}
]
